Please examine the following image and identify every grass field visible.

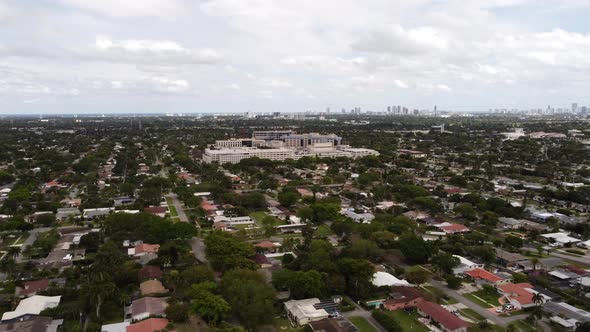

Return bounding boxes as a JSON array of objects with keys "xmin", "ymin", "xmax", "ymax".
[
  {"xmin": 349, "ymin": 316, "xmax": 379, "ymax": 332},
  {"xmin": 165, "ymin": 197, "xmax": 179, "ymax": 218},
  {"xmin": 389, "ymin": 310, "xmax": 429, "ymax": 332},
  {"xmin": 459, "ymin": 308, "xmax": 486, "ymax": 321},
  {"xmin": 464, "ymin": 290, "xmax": 500, "ymax": 308}
]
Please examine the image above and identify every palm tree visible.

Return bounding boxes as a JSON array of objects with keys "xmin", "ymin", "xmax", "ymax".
[
  {"xmin": 531, "ymin": 257, "xmax": 540, "ymax": 271},
  {"xmin": 7, "ymin": 246, "xmax": 20, "ymax": 260},
  {"xmin": 82, "ymin": 272, "xmax": 118, "ymax": 319},
  {"xmin": 532, "ymin": 292, "xmax": 544, "ymax": 306}
]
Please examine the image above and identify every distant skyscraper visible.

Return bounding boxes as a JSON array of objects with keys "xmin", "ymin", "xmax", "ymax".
[{"xmin": 572, "ymin": 103, "xmax": 578, "ymax": 113}]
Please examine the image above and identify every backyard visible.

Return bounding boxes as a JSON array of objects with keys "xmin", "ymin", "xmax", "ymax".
[{"xmin": 388, "ymin": 310, "xmax": 429, "ymax": 332}]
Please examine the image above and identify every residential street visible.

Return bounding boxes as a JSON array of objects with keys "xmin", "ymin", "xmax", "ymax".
[
  {"xmin": 15, "ymin": 227, "xmax": 50, "ymax": 263},
  {"xmin": 427, "ymin": 279, "xmax": 528, "ymax": 326},
  {"xmin": 190, "ymin": 237, "xmax": 208, "ymax": 264},
  {"xmin": 166, "ymin": 193, "xmax": 189, "ymax": 222}
]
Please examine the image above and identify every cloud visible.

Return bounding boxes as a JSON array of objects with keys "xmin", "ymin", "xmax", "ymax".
[
  {"xmin": 351, "ymin": 24, "xmax": 448, "ymax": 55},
  {"xmin": 394, "ymin": 80, "xmax": 408, "ymax": 89},
  {"xmin": 58, "ymin": 0, "xmax": 183, "ymax": 18},
  {"xmin": 78, "ymin": 36, "xmax": 222, "ymax": 65}
]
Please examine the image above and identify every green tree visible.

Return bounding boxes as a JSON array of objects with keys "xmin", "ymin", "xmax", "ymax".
[
  {"xmin": 190, "ymin": 282, "xmax": 230, "ymax": 324},
  {"xmin": 220, "ymin": 269, "xmax": 276, "ymax": 329}
]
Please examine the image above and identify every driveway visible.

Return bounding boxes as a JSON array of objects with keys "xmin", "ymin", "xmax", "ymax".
[
  {"xmin": 427, "ymin": 279, "xmax": 528, "ymax": 326},
  {"xmin": 189, "ymin": 237, "xmax": 208, "ymax": 264},
  {"xmin": 342, "ymin": 303, "xmax": 387, "ymax": 332},
  {"xmin": 16, "ymin": 227, "xmax": 50, "ymax": 263}
]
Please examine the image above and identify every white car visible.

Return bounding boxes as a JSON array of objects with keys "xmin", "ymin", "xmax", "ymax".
[{"xmin": 495, "ymin": 308, "xmax": 504, "ymax": 313}]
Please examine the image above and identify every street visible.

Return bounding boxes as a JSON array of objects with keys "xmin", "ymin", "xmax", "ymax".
[
  {"xmin": 15, "ymin": 227, "xmax": 50, "ymax": 263},
  {"xmin": 427, "ymin": 279, "xmax": 528, "ymax": 326},
  {"xmin": 166, "ymin": 193, "xmax": 189, "ymax": 223}
]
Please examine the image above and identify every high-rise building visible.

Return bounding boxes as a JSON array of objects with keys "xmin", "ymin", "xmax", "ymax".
[{"xmin": 572, "ymin": 103, "xmax": 578, "ymax": 113}]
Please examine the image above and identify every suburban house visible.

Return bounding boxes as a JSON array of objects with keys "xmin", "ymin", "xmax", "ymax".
[
  {"xmin": 254, "ymin": 241, "xmax": 281, "ymax": 254},
  {"xmin": 101, "ymin": 322, "xmax": 130, "ymax": 332},
  {"xmin": 284, "ymin": 298, "xmax": 332, "ymax": 326},
  {"xmin": 416, "ymin": 301, "xmax": 470, "ymax": 332},
  {"xmin": 452, "ymin": 255, "xmax": 484, "ymax": 275},
  {"xmin": 1, "ymin": 296, "xmax": 61, "ymax": 322},
  {"xmin": 143, "ymin": 206, "xmax": 168, "ymax": 218},
  {"xmin": 128, "ymin": 244, "xmax": 160, "ymax": 257},
  {"xmin": 126, "ymin": 318, "xmax": 170, "ymax": 332},
  {"xmin": 139, "ymin": 280, "xmax": 168, "ymax": 297},
  {"xmin": 495, "ymin": 248, "xmax": 531, "ymax": 269},
  {"xmin": 307, "ymin": 317, "xmax": 360, "ymax": 332},
  {"xmin": 464, "ymin": 268, "xmax": 510, "ymax": 286},
  {"xmin": 436, "ymin": 222, "xmax": 470, "ymax": 235},
  {"xmin": 129, "ymin": 297, "xmax": 168, "ymax": 321},
  {"xmin": 372, "ymin": 271, "xmax": 411, "ymax": 287},
  {"xmin": 497, "ymin": 283, "xmax": 537, "ymax": 310},
  {"xmin": 15, "ymin": 279, "xmax": 50, "ymax": 298},
  {"xmin": 138, "ymin": 266, "xmax": 163, "ymax": 280},
  {"xmin": 0, "ymin": 316, "xmax": 63, "ymax": 332},
  {"xmin": 383, "ymin": 286, "xmax": 425, "ymax": 311}
]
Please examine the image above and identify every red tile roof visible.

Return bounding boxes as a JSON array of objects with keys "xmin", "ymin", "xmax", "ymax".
[
  {"xmin": 254, "ymin": 241, "xmax": 278, "ymax": 249},
  {"xmin": 498, "ymin": 283, "xmax": 534, "ymax": 305},
  {"xmin": 135, "ymin": 244, "xmax": 160, "ymax": 255},
  {"xmin": 465, "ymin": 268, "xmax": 503, "ymax": 283},
  {"xmin": 144, "ymin": 206, "xmax": 168, "ymax": 215},
  {"xmin": 126, "ymin": 318, "xmax": 171, "ymax": 332},
  {"xmin": 417, "ymin": 301, "xmax": 470, "ymax": 331},
  {"xmin": 438, "ymin": 223, "xmax": 470, "ymax": 234},
  {"xmin": 17, "ymin": 279, "xmax": 49, "ymax": 297},
  {"xmin": 139, "ymin": 265, "xmax": 163, "ymax": 280}
]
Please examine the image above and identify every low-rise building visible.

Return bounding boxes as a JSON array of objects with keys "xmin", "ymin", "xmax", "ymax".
[
  {"xmin": 416, "ymin": 301, "xmax": 470, "ymax": 332},
  {"xmin": 284, "ymin": 298, "xmax": 330, "ymax": 327},
  {"xmin": 1, "ymin": 296, "xmax": 61, "ymax": 322}
]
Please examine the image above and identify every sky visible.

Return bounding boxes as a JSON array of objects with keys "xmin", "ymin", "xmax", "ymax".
[{"xmin": 1, "ymin": 0, "xmax": 590, "ymax": 114}]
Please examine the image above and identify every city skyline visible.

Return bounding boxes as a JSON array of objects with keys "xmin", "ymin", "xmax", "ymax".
[{"xmin": 1, "ymin": 0, "xmax": 590, "ymax": 114}]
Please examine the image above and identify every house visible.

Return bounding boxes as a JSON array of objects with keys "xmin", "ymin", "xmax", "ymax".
[
  {"xmin": 383, "ymin": 286, "xmax": 425, "ymax": 311},
  {"xmin": 253, "ymin": 254, "xmax": 273, "ymax": 269},
  {"xmin": 284, "ymin": 298, "xmax": 330, "ymax": 326},
  {"xmin": 495, "ymin": 248, "xmax": 530, "ymax": 269},
  {"xmin": 139, "ymin": 280, "xmax": 168, "ymax": 296},
  {"xmin": 101, "ymin": 322, "xmax": 130, "ymax": 332},
  {"xmin": 436, "ymin": 222, "xmax": 470, "ymax": 235},
  {"xmin": 541, "ymin": 232, "xmax": 581, "ymax": 247},
  {"xmin": 143, "ymin": 206, "xmax": 168, "ymax": 218},
  {"xmin": 465, "ymin": 268, "xmax": 510, "ymax": 286},
  {"xmin": 126, "ymin": 318, "xmax": 171, "ymax": 332},
  {"xmin": 452, "ymin": 255, "xmax": 484, "ymax": 275},
  {"xmin": 254, "ymin": 241, "xmax": 281, "ymax": 254},
  {"xmin": 544, "ymin": 302, "xmax": 590, "ymax": 324},
  {"xmin": 83, "ymin": 208, "xmax": 113, "ymax": 220},
  {"xmin": 1, "ymin": 296, "xmax": 61, "ymax": 322},
  {"xmin": 138, "ymin": 266, "xmax": 163, "ymax": 280},
  {"xmin": 15, "ymin": 279, "xmax": 49, "ymax": 298},
  {"xmin": 416, "ymin": 301, "xmax": 470, "ymax": 332},
  {"xmin": 128, "ymin": 244, "xmax": 160, "ymax": 257},
  {"xmin": 308, "ymin": 317, "xmax": 359, "ymax": 332},
  {"xmin": 0, "ymin": 316, "xmax": 63, "ymax": 332},
  {"xmin": 130, "ymin": 297, "xmax": 168, "ymax": 321},
  {"xmin": 340, "ymin": 208, "xmax": 375, "ymax": 224},
  {"xmin": 56, "ymin": 208, "xmax": 80, "ymax": 221},
  {"xmin": 497, "ymin": 283, "xmax": 536, "ymax": 309},
  {"xmin": 372, "ymin": 272, "xmax": 411, "ymax": 287}
]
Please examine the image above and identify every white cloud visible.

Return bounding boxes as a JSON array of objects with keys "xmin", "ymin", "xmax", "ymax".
[
  {"xmin": 80, "ymin": 36, "xmax": 222, "ymax": 65},
  {"xmin": 352, "ymin": 24, "xmax": 448, "ymax": 55},
  {"xmin": 394, "ymin": 80, "xmax": 408, "ymax": 89},
  {"xmin": 58, "ymin": 0, "xmax": 183, "ymax": 18}
]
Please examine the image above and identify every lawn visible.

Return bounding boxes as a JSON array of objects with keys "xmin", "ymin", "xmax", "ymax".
[
  {"xmin": 459, "ymin": 308, "xmax": 486, "ymax": 321},
  {"xmin": 511, "ymin": 320, "xmax": 536, "ymax": 332},
  {"xmin": 464, "ymin": 290, "xmax": 500, "ymax": 308},
  {"xmin": 250, "ymin": 211, "xmax": 283, "ymax": 226},
  {"xmin": 349, "ymin": 316, "xmax": 378, "ymax": 332},
  {"xmin": 389, "ymin": 310, "xmax": 429, "ymax": 332},
  {"xmin": 273, "ymin": 317, "xmax": 304, "ymax": 332},
  {"xmin": 166, "ymin": 197, "xmax": 179, "ymax": 218}
]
